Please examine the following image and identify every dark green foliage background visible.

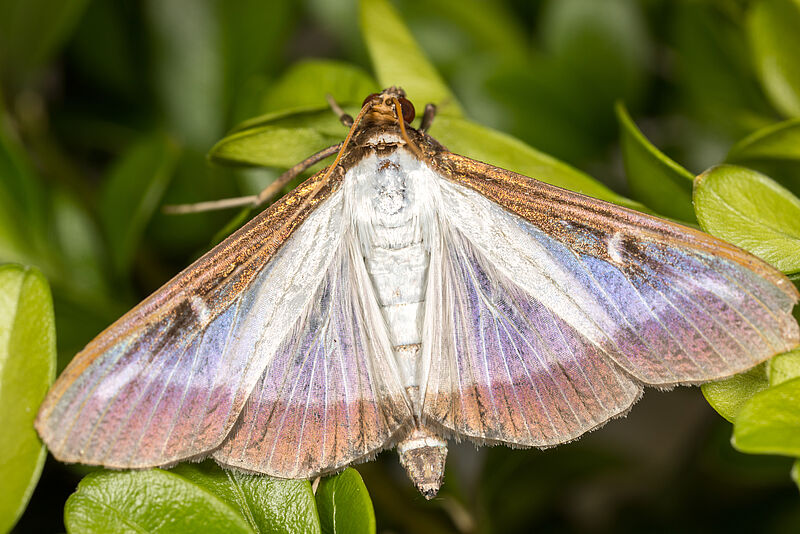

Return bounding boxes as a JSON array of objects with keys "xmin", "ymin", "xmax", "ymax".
[{"xmin": 2, "ymin": 0, "xmax": 800, "ymax": 532}]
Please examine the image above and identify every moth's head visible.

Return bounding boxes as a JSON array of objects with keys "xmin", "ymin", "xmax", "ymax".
[{"xmin": 360, "ymin": 87, "xmax": 416, "ymax": 125}]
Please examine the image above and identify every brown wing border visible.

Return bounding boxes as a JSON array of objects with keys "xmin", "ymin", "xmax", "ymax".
[
  {"xmin": 429, "ymin": 151, "xmax": 799, "ymax": 302},
  {"xmin": 40, "ymin": 167, "xmax": 343, "ymax": 412}
]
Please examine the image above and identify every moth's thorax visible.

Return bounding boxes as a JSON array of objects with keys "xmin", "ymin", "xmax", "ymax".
[{"xmin": 344, "ymin": 148, "xmax": 438, "ymax": 397}]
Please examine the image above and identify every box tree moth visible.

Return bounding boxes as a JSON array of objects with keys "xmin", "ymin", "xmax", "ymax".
[{"xmin": 36, "ymin": 87, "xmax": 800, "ymax": 499}]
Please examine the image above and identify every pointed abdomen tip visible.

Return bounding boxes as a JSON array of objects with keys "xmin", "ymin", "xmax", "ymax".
[{"xmin": 397, "ymin": 428, "xmax": 447, "ymax": 499}]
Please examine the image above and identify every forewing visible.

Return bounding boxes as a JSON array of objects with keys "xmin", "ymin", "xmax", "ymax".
[
  {"xmin": 422, "ymin": 153, "xmax": 799, "ymax": 446},
  {"xmin": 35, "ymin": 170, "xmax": 349, "ymax": 468},
  {"xmin": 214, "ymin": 237, "xmax": 411, "ymax": 478}
]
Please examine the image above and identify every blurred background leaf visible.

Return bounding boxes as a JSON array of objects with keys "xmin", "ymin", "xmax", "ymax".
[
  {"xmin": 747, "ymin": 0, "xmax": 800, "ymax": 118},
  {"xmin": 616, "ymin": 101, "xmax": 695, "ymax": 221},
  {"xmin": 0, "ymin": 107, "xmax": 52, "ymax": 269},
  {"xmin": 726, "ymin": 118, "xmax": 800, "ymax": 194},
  {"xmin": 671, "ymin": 0, "xmax": 775, "ymax": 156},
  {"xmin": 98, "ymin": 132, "xmax": 179, "ymax": 278},
  {"xmin": 0, "ymin": 0, "xmax": 90, "ymax": 90},
  {"xmin": 259, "ymin": 60, "xmax": 378, "ymax": 114},
  {"xmin": 728, "ymin": 118, "xmax": 800, "ymax": 163}
]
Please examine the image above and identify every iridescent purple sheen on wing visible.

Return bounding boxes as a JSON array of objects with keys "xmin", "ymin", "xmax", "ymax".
[
  {"xmin": 423, "ymin": 177, "xmax": 799, "ymax": 446},
  {"xmin": 423, "ymin": 230, "xmax": 642, "ymax": 446},
  {"xmin": 35, "ymin": 187, "xmax": 349, "ymax": 468},
  {"xmin": 214, "ymin": 244, "xmax": 410, "ymax": 478},
  {"xmin": 44, "ymin": 273, "xmax": 269, "ymax": 467},
  {"xmin": 439, "ymin": 178, "xmax": 798, "ymax": 385}
]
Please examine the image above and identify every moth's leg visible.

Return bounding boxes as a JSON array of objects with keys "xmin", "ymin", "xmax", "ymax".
[
  {"xmin": 419, "ymin": 103, "xmax": 437, "ymax": 133},
  {"xmin": 326, "ymin": 94, "xmax": 354, "ymax": 127},
  {"xmin": 163, "ymin": 143, "xmax": 343, "ymax": 214}
]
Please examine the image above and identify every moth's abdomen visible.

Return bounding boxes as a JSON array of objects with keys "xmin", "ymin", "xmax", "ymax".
[
  {"xmin": 365, "ymin": 240, "xmax": 428, "ymax": 401},
  {"xmin": 365, "ymin": 242, "xmax": 427, "ymax": 346},
  {"xmin": 347, "ymin": 150, "xmax": 437, "ymax": 400}
]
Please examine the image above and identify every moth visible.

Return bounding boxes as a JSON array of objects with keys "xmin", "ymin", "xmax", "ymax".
[{"xmin": 36, "ymin": 87, "xmax": 799, "ymax": 499}]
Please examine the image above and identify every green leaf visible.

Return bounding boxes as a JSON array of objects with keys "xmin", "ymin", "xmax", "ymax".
[
  {"xmin": 733, "ymin": 376, "xmax": 800, "ymax": 456},
  {"xmin": 65, "ymin": 470, "xmax": 250, "ymax": 534},
  {"xmin": 65, "ymin": 466, "xmax": 321, "ymax": 534},
  {"xmin": 673, "ymin": 2, "xmax": 774, "ymax": 136},
  {"xmin": 769, "ymin": 349, "xmax": 800, "ymax": 386},
  {"xmin": 316, "ymin": 468, "xmax": 375, "ymax": 534},
  {"xmin": 360, "ymin": 0, "xmax": 462, "ymax": 116},
  {"xmin": 461, "ymin": 0, "xmax": 649, "ymax": 165},
  {"xmin": 615, "ymin": 101, "xmax": 696, "ymax": 221},
  {"xmin": 728, "ymin": 118, "xmax": 800, "ymax": 163},
  {"xmin": 52, "ymin": 188, "xmax": 109, "ymax": 298},
  {"xmin": 0, "ymin": 110, "xmax": 51, "ymax": 268},
  {"xmin": 149, "ymin": 150, "xmax": 242, "ymax": 258},
  {"xmin": 212, "ymin": 108, "xmax": 643, "ymax": 210},
  {"xmin": 260, "ymin": 60, "xmax": 378, "ymax": 114},
  {"xmin": 68, "ymin": 1, "xmax": 142, "ymax": 100},
  {"xmin": 726, "ymin": 118, "xmax": 800, "ymax": 195},
  {"xmin": 541, "ymin": 0, "xmax": 651, "ymax": 129},
  {"xmin": 218, "ymin": 0, "xmax": 296, "ymax": 111},
  {"xmin": 0, "ymin": 0, "xmax": 90, "ymax": 86},
  {"xmin": 170, "ymin": 462, "xmax": 321, "ymax": 534},
  {"xmin": 693, "ymin": 164, "xmax": 800, "ymax": 275},
  {"xmin": 747, "ymin": 0, "xmax": 800, "ymax": 118},
  {"xmin": 145, "ymin": 0, "xmax": 224, "ymax": 148},
  {"xmin": 701, "ymin": 364, "xmax": 769, "ymax": 423},
  {"xmin": 416, "ymin": 0, "xmax": 530, "ymax": 65},
  {"xmin": 210, "ymin": 110, "xmax": 348, "ymax": 168},
  {"xmin": 99, "ymin": 132, "xmax": 180, "ymax": 276},
  {"xmin": 480, "ymin": 63, "xmax": 601, "ymax": 164},
  {"xmin": 726, "ymin": 119, "xmax": 800, "ymax": 194},
  {"xmin": 792, "ymin": 459, "xmax": 800, "ymax": 491},
  {"xmin": 430, "ymin": 114, "xmax": 644, "ymax": 209},
  {"xmin": 0, "ymin": 265, "xmax": 56, "ymax": 533}
]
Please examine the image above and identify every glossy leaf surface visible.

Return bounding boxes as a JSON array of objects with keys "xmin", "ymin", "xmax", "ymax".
[
  {"xmin": 702, "ymin": 364, "xmax": 770, "ymax": 423},
  {"xmin": 64, "ymin": 466, "xmax": 321, "ymax": 534},
  {"xmin": 0, "ymin": 265, "xmax": 55, "ymax": 533},
  {"xmin": 694, "ymin": 165, "xmax": 800, "ymax": 276},
  {"xmin": 260, "ymin": 60, "xmax": 378, "ymax": 114},
  {"xmin": 316, "ymin": 469, "xmax": 375, "ymax": 534},
  {"xmin": 733, "ymin": 377, "xmax": 800, "ymax": 456}
]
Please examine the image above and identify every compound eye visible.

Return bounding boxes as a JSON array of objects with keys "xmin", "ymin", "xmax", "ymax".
[
  {"xmin": 398, "ymin": 97, "xmax": 415, "ymax": 123},
  {"xmin": 361, "ymin": 93, "xmax": 380, "ymax": 107}
]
